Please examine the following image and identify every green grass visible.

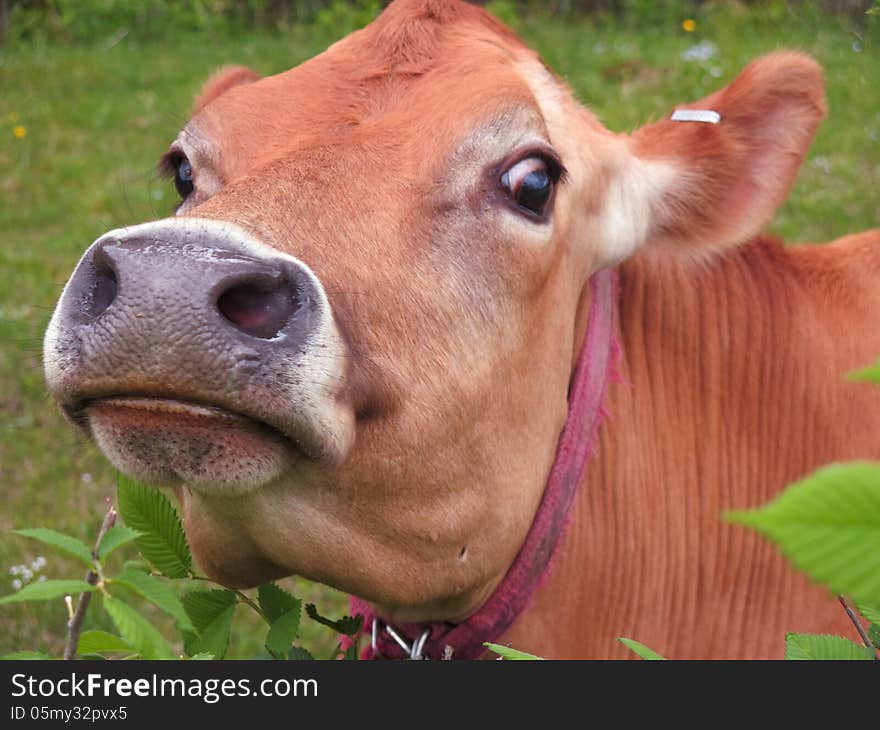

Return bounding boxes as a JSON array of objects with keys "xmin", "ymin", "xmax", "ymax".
[{"xmin": 0, "ymin": 2, "xmax": 877, "ymax": 657}]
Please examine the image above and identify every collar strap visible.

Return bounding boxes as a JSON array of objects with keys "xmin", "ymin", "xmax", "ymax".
[{"xmin": 350, "ymin": 267, "xmax": 619, "ymax": 659}]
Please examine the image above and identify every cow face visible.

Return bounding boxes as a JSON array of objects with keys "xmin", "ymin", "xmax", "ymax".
[{"xmin": 44, "ymin": 0, "xmax": 824, "ymax": 622}]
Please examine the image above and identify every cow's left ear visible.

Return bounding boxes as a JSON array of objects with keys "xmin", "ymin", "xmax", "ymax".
[
  {"xmin": 193, "ymin": 66, "xmax": 261, "ymax": 114},
  {"xmin": 594, "ymin": 51, "xmax": 825, "ymax": 265}
]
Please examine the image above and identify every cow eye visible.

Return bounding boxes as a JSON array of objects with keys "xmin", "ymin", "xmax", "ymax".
[
  {"xmin": 173, "ymin": 156, "xmax": 194, "ymax": 199},
  {"xmin": 500, "ymin": 156, "xmax": 558, "ymax": 218}
]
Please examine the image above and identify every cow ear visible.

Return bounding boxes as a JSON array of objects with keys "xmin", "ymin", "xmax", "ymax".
[
  {"xmin": 594, "ymin": 52, "xmax": 825, "ymax": 264},
  {"xmin": 193, "ymin": 66, "xmax": 261, "ymax": 114}
]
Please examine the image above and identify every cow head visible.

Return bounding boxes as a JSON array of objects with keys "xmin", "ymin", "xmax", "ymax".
[{"xmin": 44, "ymin": 0, "xmax": 824, "ymax": 623}]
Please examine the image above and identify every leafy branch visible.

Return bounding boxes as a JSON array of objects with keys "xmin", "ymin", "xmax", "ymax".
[
  {"xmin": 0, "ymin": 474, "xmax": 364, "ymax": 660},
  {"xmin": 64, "ymin": 503, "xmax": 117, "ymax": 659}
]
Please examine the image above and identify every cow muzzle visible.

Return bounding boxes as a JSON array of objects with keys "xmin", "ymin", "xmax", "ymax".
[{"xmin": 44, "ymin": 218, "xmax": 354, "ymax": 495}]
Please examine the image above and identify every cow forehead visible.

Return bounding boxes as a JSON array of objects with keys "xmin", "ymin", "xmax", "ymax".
[{"xmin": 188, "ymin": 10, "xmax": 550, "ymax": 177}]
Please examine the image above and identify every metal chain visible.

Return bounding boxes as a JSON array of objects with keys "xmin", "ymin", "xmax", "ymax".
[{"xmin": 371, "ymin": 618, "xmax": 431, "ymax": 660}]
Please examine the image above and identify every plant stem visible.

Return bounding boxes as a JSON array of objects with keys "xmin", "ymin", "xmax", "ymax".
[
  {"xmin": 235, "ymin": 590, "xmax": 268, "ymax": 622},
  {"xmin": 187, "ymin": 574, "xmax": 268, "ymax": 622},
  {"xmin": 837, "ymin": 595, "xmax": 879, "ymax": 660},
  {"xmin": 63, "ymin": 503, "xmax": 117, "ymax": 660}
]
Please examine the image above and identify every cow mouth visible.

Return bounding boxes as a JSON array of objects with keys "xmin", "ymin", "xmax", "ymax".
[{"xmin": 73, "ymin": 396, "xmax": 297, "ymax": 495}]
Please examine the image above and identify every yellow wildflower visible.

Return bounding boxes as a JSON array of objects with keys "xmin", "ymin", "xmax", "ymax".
[
  {"xmin": 12, "ymin": 125, "xmax": 26, "ymax": 139},
  {"xmin": 682, "ymin": 19, "xmax": 697, "ymax": 32}
]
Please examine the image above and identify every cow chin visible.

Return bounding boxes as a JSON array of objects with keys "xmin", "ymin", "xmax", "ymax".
[{"xmin": 88, "ymin": 398, "xmax": 293, "ymax": 495}]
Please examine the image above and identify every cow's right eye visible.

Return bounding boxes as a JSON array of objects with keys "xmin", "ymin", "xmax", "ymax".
[
  {"xmin": 174, "ymin": 157, "xmax": 194, "ymax": 199},
  {"xmin": 499, "ymin": 150, "xmax": 564, "ymax": 221}
]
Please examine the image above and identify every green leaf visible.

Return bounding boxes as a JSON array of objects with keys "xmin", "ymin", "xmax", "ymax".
[
  {"xmin": 97, "ymin": 526, "xmax": 145, "ymax": 560},
  {"xmin": 77, "ymin": 630, "xmax": 134, "ymax": 655},
  {"xmin": 188, "ymin": 653, "xmax": 215, "ymax": 660},
  {"xmin": 725, "ymin": 462, "xmax": 880, "ymax": 606},
  {"xmin": 13, "ymin": 528, "xmax": 93, "ymax": 568},
  {"xmin": 182, "ymin": 589, "xmax": 236, "ymax": 631},
  {"xmin": 265, "ymin": 608, "xmax": 302, "ymax": 657},
  {"xmin": 288, "ymin": 646, "xmax": 314, "ymax": 660},
  {"xmin": 0, "ymin": 651, "xmax": 52, "ymax": 660},
  {"xmin": 116, "ymin": 474, "xmax": 191, "ymax": 578},
  {"xmin": 855, "ymin": 602, "xmax": 880, "ymax": 625},
  {"xmin": 258, "ymin": 583, "xmax": 301, "ymax": 623},
  {"xmin": 784, "ymin": 633, "xmax": 873, "ymax": 660},
  {"xmin": 121, "ymin": 559, "xmax": 151, "ymax": 573},
  {"xmin": 869, "ymin": 624, "xmax": 880, "ymax": 650},
  {"xmin": 484, "ymin": 642, "xmax": 544, "ymax": 660},
  {"xmin": 847, "ymin": 358, "xmax": 880, "ymax": 383},
  {"xmin": 103, "ymin": 595, "xmax": 176, "ymax": 659},
  {"xmin": 111, "ymin": 569, "xmax": 193, "ymax": 631},
  {"xmin": 618, "ymin": 638, "xmax": 666, "ymax": 660},
  {"xmin": 0, "ymin": 579, "xmax": 96, "ymax": 605},
  {"xmin": 304, "ymin": 603, "xmax": 362, "ymax": 636},
  {"xmin": 186, "ymin": 606, "xmax": 235, "ymax": 660},
  {"xmin": 182, "ymin": 589, "xmax": 237, "ymax": 659}
]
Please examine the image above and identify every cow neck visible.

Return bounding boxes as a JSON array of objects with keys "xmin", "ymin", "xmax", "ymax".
[{"xmin": 349, "ymin": 267, "xmax": 619, "ymax": 660}]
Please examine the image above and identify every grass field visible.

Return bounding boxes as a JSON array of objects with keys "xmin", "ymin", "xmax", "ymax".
[{"xmin": 1, "ymin": 1, "xmax": 878, "ymax": 657}]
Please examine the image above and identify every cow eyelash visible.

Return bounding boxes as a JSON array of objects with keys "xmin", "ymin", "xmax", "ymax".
[
  {"xmin": 159, "ymin": 150, "xmax": 195, "ymax": 203},
  {"xmin": 158, "ymin": 150, "xmax": 181, "ymax": 179},
  {"xmin": 501, "ymin": 147, "xmax": 567, "ymax": 183}
]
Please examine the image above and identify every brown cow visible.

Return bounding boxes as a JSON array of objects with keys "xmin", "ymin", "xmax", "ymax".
[{"xmin": 44, "ymin": 0, "xmax": 880, "ymax": 659}]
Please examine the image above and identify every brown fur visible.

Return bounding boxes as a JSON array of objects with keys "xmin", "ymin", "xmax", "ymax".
[
  {"xmin": 503, "ymin": 232, "xmax": 880, "ymax": 658},
  {"xmin": 193, "ymin": 66, "xmax": 260, "ymax": 114},
  {"xmin": 181, "ymin": 14, "xmax": 876, "ymax": 654},
  {"xmin": 48, "ymin": 1, "xmax": 880, "ymax": 658},
  {"xmin": 632, "ymin": 54, "xmax": 826, "ymax": 253}
]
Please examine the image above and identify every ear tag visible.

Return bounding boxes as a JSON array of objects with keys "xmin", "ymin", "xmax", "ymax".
[{"xmin": 670, "ymin": 109, "xmax": 721, "ymax": 124}]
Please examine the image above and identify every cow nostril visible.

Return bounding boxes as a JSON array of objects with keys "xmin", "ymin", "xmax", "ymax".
[
  {"xmin": 217, "ymin": 280, "xmax": 299, "ymax": 339},
  {"xmin": 89, "ymin": 265, "xmax": 117, "ymax": 319}
]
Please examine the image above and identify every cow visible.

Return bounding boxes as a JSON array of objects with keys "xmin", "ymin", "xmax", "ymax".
[{"xmin": 43, "ymin": 0, "xmax": 880, "ymax": 659}]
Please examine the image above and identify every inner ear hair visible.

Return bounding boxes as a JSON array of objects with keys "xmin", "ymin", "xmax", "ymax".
[{"xmin": 630, "ymin": 51, "xmax": 826, "ymax": 253}]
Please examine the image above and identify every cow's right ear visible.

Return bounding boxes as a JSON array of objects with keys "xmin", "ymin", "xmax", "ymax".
[
  {"xmin": 192, "ymin": 66, "xmax": 261, "ymax": 114},
  {"xmin": 593, "ymin": 51, "xmax": 825, "ymax": 265}
]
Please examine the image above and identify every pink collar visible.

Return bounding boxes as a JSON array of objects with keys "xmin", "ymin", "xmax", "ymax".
[{"xmin": 350, "ymin": 268, "xmax": 619, "ymax": 659}]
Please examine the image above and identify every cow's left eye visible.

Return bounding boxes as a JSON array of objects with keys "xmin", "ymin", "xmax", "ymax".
[{"xmin": 174, "ymin": 156, "xmax": 194, "ymax": 199}]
